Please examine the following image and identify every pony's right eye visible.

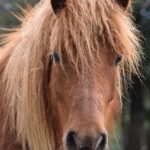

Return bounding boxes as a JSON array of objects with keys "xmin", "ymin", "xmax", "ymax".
[{"xmin": 115, "ymin": 55, "xmax": 122, "ymax": 66}]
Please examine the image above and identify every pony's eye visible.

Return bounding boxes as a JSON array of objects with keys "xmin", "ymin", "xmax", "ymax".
[
  {"xmin": 115, "ymin": 55, "xmax": 122, "ymax": 66},
  {"xmin": 51, "ymin": 51, "xmax": 60, "ymax": 63}
]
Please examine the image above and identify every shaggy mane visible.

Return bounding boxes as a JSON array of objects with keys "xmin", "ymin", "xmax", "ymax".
[{"xmin": 0, "ymin": 0, "xmax": 142, "ymax": 150}]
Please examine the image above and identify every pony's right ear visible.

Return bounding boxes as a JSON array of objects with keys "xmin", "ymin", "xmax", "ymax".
[
  {"xmin": 116, "ymin": 0, "xmax": 131, "ymax": 10},
  {"xmin": 51, "ymin": 0, "xmax": 66, "ymax": 14}
]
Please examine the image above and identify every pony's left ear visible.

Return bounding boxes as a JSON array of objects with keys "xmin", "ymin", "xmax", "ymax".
[
  {"xmin": 116, "ymin": 0, "xmax": 131, "ymax": 10},
  {"xmin": 51, "ymin": 0, "xmax": 66, "ymax": 13}
]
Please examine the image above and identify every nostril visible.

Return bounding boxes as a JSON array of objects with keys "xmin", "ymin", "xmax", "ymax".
[
  {"xmin": 65, "ymin": 130, "xmax": 107, "ymax": 150},
  {"xmin": 66, "ymin": 130, "xmax": 77, "ymax": 150},
  {"xmin": 96, "ymin": 133, "xmax": 107, "ymax": 150}
]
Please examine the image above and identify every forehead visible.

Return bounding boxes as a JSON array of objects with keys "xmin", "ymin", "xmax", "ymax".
[
  {"xmin": 51, "ymin": 49, "xmax": 116, "ymax": 81},
  {"xmin": 49, "ymin": 0, "xmax": 138, "ymax": 76},
  {"xmin": 51, "ymin": 2, "xmax": 124, "ymax": 59}
]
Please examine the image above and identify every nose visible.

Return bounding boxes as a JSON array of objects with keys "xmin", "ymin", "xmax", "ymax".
[{"xmin": 65, "ymin": 130, "xmax": 107, "ymax": 150}]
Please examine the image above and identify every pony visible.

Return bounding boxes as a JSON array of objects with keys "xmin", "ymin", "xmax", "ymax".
[{"xmin": 0, "ymin": 0, "xmax": 142, "ymax": 150}]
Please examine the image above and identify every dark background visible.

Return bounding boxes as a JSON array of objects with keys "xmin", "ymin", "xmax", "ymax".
[{"xmin": 0, "ymin": 0, "xmax": 150, "ymax": 150}]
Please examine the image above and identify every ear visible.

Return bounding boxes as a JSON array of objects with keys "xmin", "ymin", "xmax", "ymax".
[
  {"xmin": 116, "ymin": 0, "xmax": 131, "ymax": 10},
  {"xmin": 51, "ymin": 0, "xmax": 66, "ymax": 13}
]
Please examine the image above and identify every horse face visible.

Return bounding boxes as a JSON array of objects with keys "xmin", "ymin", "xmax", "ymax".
[
  {"xmin": 49, "ymin": 51, "xmax": 121, "ymax": 150},
  {"xmin": 49, "ymin": 0, "xmax": 131, "ymax": 150}
]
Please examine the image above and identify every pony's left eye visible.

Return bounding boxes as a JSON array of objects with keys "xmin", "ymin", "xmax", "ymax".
[
  {"xmin": 51, "ymin": 51, "xmax": 60, "ymax": 63},
  {"xmin": 115, "ymin": 55, "xmax": 122, "ymax": 66}
]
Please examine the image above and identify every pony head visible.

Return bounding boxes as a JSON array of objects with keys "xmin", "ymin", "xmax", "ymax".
[{"xmin": 0, "ymin": 0, "xmax": 141, "ymax": 150}]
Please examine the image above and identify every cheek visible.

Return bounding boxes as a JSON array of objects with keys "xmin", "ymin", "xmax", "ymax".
[
  {"xmin": 57, "ymin": 99, "xmax": 70, "ymax": 128},
  {"xmin": 100, "ymin": 68, "xmax": 118, "ymax": 104},
  {"xmin": 103, "ymin": 70, "xmax": 121, "ymax": 130},
  {"xmin": 105, "ymin": 94, "xmax": 121, "ymax": 130},
  {"xmin": 50, "ymin": 87, "xmax": 71, "ymax": 135},
  {"xmin": 50, "ymin": 80, "xmax": 73, "ymax": 132},
  {"xmin": 49, "ymin": 67, "xmax": 65, "ymax": 129}
]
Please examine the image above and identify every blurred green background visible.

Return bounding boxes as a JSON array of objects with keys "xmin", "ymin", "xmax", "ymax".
[{"xmin": 0, "ymin": 0, "xmax": 150, "ymax": 150}]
